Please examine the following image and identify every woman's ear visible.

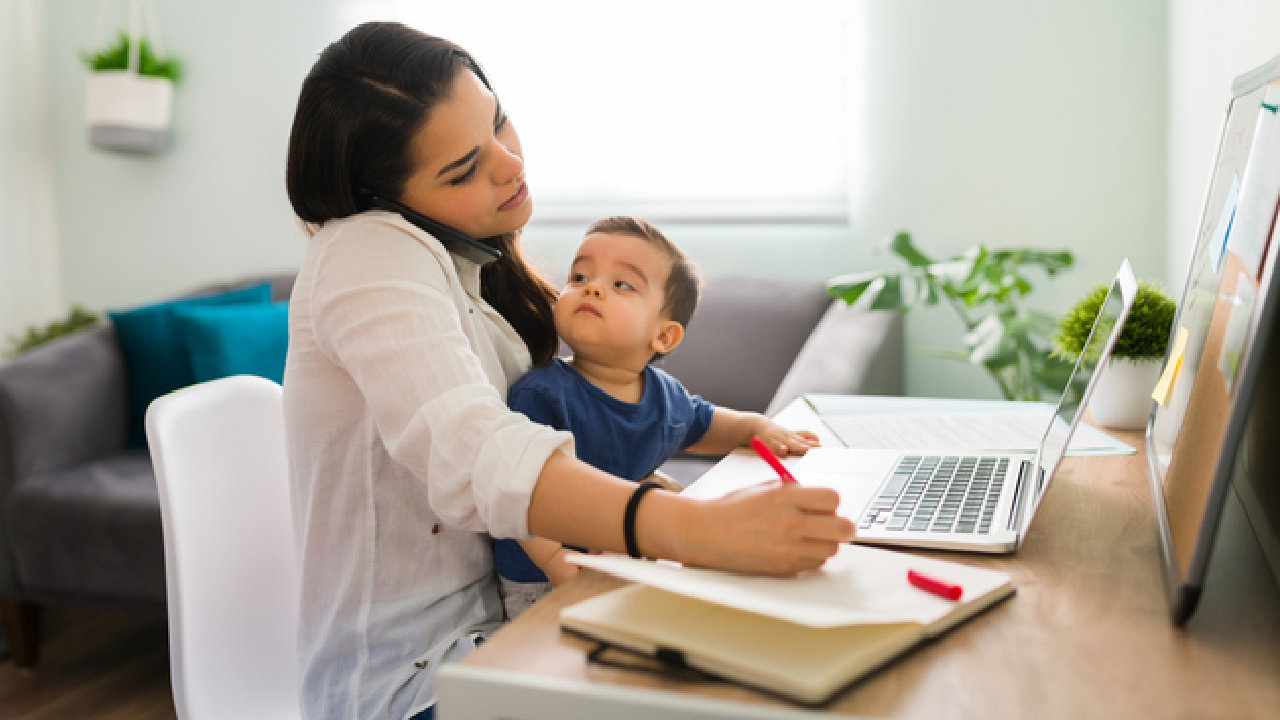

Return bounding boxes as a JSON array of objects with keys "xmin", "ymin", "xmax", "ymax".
[{"xmin": 650, "ymin": 320, "xmax": 685, "ymax": 356}]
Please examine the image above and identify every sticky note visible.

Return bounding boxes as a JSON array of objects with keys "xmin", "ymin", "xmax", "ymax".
[{"xmin": 1153, "ymin": 327, "xmax": 1190, "ymax": 406}]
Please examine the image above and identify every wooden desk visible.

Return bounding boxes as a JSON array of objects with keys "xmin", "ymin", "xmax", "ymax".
[{"xmin": 441, "ymin": 406, "xmax": 1280, "ymax": 719}]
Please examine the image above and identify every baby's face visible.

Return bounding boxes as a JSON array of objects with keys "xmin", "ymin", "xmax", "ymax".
[{"xmin": 555, "ymin": 232, "xmax": 674, "ymax": 365}]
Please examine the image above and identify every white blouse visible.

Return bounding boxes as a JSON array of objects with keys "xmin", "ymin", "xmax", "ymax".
[{"xmin": 283, "ymin": 211, "xmax": 573, "ymax": 720}]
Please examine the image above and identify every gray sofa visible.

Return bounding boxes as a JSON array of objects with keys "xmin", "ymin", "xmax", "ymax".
[{"xmin": 0, "ymin": 275, "xmax": 901, "ymax": 666}]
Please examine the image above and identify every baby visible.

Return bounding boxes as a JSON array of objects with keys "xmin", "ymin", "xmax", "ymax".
[{"xmin": 494, "ymin": 216, "xmax": 819, "ymax": 619}]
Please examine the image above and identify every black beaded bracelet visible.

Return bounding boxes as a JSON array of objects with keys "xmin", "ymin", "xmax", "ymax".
[{"xmin": 623, "ymin": 481, "xmax": 662, "ymax": 559}]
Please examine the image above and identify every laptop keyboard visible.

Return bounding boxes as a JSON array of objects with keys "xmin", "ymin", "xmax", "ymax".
[{"xmin": 859, "ymin": 455, "xmax": 1009, "ymax": 534}]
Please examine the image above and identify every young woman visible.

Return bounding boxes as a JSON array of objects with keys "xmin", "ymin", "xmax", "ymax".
[{"xmin": 283, "ymin": 22, "xmax": 853, "ymax": 720}]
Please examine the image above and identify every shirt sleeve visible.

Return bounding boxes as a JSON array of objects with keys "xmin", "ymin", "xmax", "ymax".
[
  {"xmin": 653, "ymin": 369, "xmax": 715, "ymax": 451},
  {"xmin": 508, "ymin": 372, "xmax": 570, "ymax": 432},
  {"xmin": 308, "ymin": 218, "xmax": 572, "ymax": 538}
]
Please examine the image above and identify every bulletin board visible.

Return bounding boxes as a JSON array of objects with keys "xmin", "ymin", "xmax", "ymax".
[{"xmin": 1147, "ymin": 71, "xmax": 1280, "ymax": 624}]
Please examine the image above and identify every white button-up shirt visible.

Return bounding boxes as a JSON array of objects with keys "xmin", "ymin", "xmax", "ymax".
[{"xmin": 283, "ymin": 211, "xmax": 573, "ymax": 720}]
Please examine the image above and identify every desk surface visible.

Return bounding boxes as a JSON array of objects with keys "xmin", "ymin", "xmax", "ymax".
[{"xmin": 457, "ymin": 402, "xmax": 1280, "ymax": 719}]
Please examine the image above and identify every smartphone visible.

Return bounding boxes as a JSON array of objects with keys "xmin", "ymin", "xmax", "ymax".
[{"xmin": 368, "ymin": 195, "xmax": 502, "ymax": 266}]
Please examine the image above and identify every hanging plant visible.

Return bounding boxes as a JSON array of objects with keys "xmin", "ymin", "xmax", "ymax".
[{"xmin": 82, "ymin": 0, "xmax": 182, "ymax": 154}]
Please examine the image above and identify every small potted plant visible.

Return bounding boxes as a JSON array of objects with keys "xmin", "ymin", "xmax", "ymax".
[
  {"xmin": 1052, "ymin": 281, "xmax": 1176, "ymax": 429},
  {"xmin": 81, "ymin": 4, "xmax": 182, "ymax": 154}
]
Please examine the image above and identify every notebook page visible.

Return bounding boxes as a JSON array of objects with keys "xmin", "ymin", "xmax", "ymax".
[{"xmin": 569, "ymin": 543, "xmax": 1011, "ymax": 628}]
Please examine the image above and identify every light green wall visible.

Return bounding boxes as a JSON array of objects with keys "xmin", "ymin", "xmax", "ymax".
[
  {"xmin": 44, "ymin": 0, "xmax": 333, "ymax": 309},
  {"xmin": 42, "ymin": 1, "xmax": 1168, "ymax": 399}
]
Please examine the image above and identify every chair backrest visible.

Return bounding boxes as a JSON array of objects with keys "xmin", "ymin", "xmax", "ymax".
[{"xmin": 146, "ymin": 375, "xmax": 300, "ymax": 719}]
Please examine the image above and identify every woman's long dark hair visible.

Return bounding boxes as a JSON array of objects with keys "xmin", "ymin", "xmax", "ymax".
[{"xmin": 286, "ymin": 22, "xmax": 558, "ymax": 365}]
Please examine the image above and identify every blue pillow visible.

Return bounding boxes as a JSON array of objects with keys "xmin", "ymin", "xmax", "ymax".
[
  {"xmin": 109, "ymin": 282, "xmax": 273, "ymax": 448},
  {"xmin": 172, "ymin": 301, "xmax": 290, "ymax": 386}
]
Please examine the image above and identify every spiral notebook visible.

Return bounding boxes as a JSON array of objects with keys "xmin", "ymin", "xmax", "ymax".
[{"xmin": 560, "ymin": 545, "xmax": 1014, "ymax": 705}]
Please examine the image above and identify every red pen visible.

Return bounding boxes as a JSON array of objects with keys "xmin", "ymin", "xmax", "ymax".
[
  {"xmin": 907, "ymin": 569, "xmax": 963, "ymax": 601},
  {"xmin": 749, "ymin": 437, "xmax": 798, "ymax": 484}
]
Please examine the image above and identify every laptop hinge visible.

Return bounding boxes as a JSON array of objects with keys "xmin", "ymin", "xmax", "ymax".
[{"xmin": 1007, "ymin": 460, "xmax": 1033, "ymax": 532}]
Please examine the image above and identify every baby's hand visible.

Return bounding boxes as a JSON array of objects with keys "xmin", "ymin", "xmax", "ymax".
[{"xmin": 752, "ymin": 422, "xmax": 820, "ymax": 457}]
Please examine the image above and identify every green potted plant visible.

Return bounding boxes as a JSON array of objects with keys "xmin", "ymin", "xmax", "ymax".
[
  {"xmin": 827, "ymin": 232, "xmax": 1074, "ymax": 401},
  {"xmin": 81, "ymin": 1, "xmax": 182, "ymax": 154},
  {"xmin": 1052, "ymin": 281, "xmax": 1176, "ymax": 429}
]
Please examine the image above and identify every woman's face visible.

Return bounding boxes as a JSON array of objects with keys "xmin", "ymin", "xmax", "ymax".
[{"xmin": 398, "ymin": 70, "xmax": 532, "ymax": 239}]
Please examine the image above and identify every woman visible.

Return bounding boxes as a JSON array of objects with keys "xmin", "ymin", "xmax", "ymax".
[{"xmin": 283, "ymin": 22, "xmax": 852, "ymax": 720}]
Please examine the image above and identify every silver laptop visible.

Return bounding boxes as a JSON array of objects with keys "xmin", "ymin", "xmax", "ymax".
[{"xmin": 801, "ymin": 259, "xmax": 1139, "ymax": 553}]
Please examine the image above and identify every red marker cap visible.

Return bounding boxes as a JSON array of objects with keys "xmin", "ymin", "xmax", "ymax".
[{"xmin": 907, "ymin": 569, "xmax": 962, "ymax": 601}]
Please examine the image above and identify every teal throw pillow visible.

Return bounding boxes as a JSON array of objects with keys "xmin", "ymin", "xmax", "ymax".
[
  {"xmin": 172, "ymin": 300, "xmax": 290, "ymax": 385},
  {"xmin": 109, "ymin": 282, "xmax": 273, "ymax": 448}
]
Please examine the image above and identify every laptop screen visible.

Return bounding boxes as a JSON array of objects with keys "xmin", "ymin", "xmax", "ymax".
[{"xmin": 1021, "ymin": 266, "xmax": 1135, "ymax": 533}]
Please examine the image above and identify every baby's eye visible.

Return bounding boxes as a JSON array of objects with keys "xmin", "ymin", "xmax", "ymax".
[
  {"xmin": 568, "ymin": 273, "xmax": 586, "ymax": 284},
  {"xmin": 614, "ymin": 280, "xmax": 635, "ymax": 291}
]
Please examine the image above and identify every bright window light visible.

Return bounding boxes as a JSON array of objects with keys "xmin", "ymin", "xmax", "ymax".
[{"xmin": 335, "ymin": 1, "xmax": 860, "ymax": 225}]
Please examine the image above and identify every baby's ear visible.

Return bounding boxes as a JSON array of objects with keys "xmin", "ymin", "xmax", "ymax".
[{"xmin": 651, "ymin": 319, "xmax": 684, "ymax": 356}]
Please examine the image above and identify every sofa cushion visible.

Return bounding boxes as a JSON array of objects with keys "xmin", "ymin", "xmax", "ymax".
[
  {"xmin": 173, "ymin": 300, "xmax": 290, "ymax": 384},
  {"xmin": 5, "ymin": 451, "xmax": 166, "ymax": 604},
  {"xmin": 108, "ymin": 282, "xmax": 273, "ymax": 448},
  {"xmin": 656, "ymin": 278, "xmax": 831, "ymax": 413},
  {"xmin": 764, "ymin": 303, "xmax": 905, "ymax": 416}
]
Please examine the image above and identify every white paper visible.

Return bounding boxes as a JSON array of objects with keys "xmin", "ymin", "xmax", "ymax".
[
  {"xmin": 569, "ymin": 544, "xmax": 1011, "ymax": 628},
  {"xmin": 821, "ymin": 409, "xmax": 1109, "ymax": 453},
  {"xmin": 1226, "ymin": 86, "xmax": 1280, "ymax": 278},
  {"xmin": 1218, "ymin": 272, "xmax": 1257, "ymax": 390}
]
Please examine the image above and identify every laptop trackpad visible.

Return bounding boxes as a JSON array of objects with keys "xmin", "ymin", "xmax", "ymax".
[{"xmin": 794, "ymin": 449, "xmax": 902, "ymax": 521}]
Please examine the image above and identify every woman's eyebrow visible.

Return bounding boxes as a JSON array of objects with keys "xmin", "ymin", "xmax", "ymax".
[{"xmin": 437, "ymin": 146, "xmax": 479, "ymax": 178}]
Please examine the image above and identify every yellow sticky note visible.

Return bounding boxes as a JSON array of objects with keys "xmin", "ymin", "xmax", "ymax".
[{"xmin": 1152, "ymin": 327, "xmax": 1190, "ymax": 405}]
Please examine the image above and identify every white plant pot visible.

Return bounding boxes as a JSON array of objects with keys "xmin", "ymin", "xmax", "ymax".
[
  {"xmin": 85, "ymin": 70, "xmax": 173, "ymax": 153},
  {"xmin": 1088, "ymin": 357, "xmax": 1162, "ymax": 430}
]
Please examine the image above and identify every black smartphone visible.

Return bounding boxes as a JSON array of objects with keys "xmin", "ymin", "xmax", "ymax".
[{"xmin": 368, "ymin": 195, "xmax": 502, "ymax": 266}]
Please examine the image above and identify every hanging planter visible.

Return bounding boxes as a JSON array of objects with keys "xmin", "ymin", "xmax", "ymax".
[{"xmin": 81, "ymin": 0, "xmax": 182, "ymax": 154}]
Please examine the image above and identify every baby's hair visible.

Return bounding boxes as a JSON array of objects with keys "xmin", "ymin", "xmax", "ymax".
[{"xmin": 585, "ymin": 216, "xmax": 702, "ymax": 329}]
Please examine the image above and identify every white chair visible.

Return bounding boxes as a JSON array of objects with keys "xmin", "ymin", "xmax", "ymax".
[{"xmin": 146, "ymin": 375, "xmax": 301, "ymax": 720}]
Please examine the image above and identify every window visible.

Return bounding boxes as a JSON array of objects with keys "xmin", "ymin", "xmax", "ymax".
[{"xmin": 335, "ymin": 1, "xmax": 861, "ymax": 225}]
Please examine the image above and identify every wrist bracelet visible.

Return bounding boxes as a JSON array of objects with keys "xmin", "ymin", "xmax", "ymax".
[{"xmin": 623, "ymin": 481, "xmax": 662, "ymax": 559}]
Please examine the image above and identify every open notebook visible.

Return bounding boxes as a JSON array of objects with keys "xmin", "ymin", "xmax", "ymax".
[{"xmin": 561, "ymin": 545, "xmax": 1014, "ymax": 705}]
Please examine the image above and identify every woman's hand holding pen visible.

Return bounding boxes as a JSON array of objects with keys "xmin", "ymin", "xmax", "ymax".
[{"xmin": 641, "ymin": 482, "xmax": 854, "ymax": 576}]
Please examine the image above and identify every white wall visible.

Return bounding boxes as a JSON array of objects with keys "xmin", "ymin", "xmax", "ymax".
[
  {"xmin": 0, "ymin": 0, "xmax": 61, "ymax": 343},
  {"xmin": 38, "ymin": 1, "xmax": 1169, "ymax": 398},
  {"xmin": 1168, "ymin": 0, "xmax": 1280, "ymax": 291},
  {"xmin": 854, "ymin": 1, "xmax": 1168, "ymax": 397},
  {"xmin": 524, "ymin": 1, "xmax": 1171, "ymax": 399}
]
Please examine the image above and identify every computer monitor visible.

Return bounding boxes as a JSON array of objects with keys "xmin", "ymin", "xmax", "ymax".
[{"xmin": 1147, "ymin": 54, "xmax": 1280, "ymax": 625}]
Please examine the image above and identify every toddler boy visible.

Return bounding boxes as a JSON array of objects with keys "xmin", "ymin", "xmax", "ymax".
[{"xmin": 494, "ymin": 216, "xmax": 819, "ymax": 619}]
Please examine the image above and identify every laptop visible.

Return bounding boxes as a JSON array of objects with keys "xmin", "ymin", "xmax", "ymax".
[{"xmin": 686, "ymin": 259, "xmax": 1138, "ymax": 554}]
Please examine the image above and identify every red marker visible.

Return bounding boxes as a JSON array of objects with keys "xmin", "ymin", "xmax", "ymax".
[
  {"xmin": 749, "ymin": 437, "xmax": 797, "ymax": 484},
  {"xmin": 907, "ymin": 569, "xmax": 962, "ymax": 601}
]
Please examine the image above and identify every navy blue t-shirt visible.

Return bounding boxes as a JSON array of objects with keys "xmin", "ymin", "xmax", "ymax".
[{"xmin": 494, "ymin": 358, "xmax": 715, "ymax": 582}]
